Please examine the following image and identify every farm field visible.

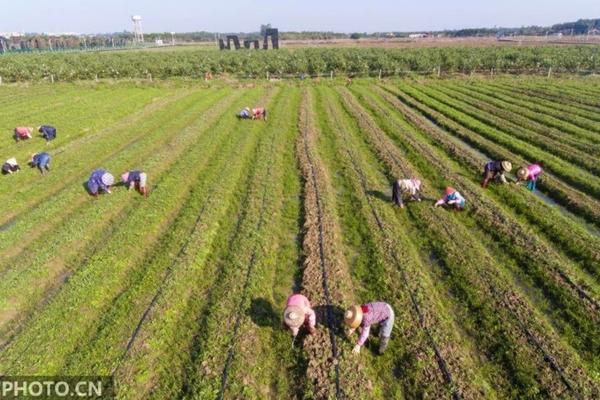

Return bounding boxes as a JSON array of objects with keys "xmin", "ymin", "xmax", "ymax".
[{"xmin": 0, "ymin": 76, "xmax": 599, "ymax": 399}]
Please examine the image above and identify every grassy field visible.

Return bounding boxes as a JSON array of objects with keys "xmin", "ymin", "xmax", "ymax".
[{"xmin": 0, "ymin": 76, "xmax": 598, "ymax": 399}]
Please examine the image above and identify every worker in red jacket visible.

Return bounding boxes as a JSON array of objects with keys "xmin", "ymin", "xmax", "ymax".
[
  {"xmin": 252, "ymin": 107, "xmax": 267, "ymax": 121},
  {"xmin": 14, "ymin": 127, "xmax": 33, "ymax": 142}
]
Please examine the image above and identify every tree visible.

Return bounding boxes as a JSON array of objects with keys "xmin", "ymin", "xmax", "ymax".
[{"xmin": 350, "ymin": 33, "xmax": 361, "ymax": 40}]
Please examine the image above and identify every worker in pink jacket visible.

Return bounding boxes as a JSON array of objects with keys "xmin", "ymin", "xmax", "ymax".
[
  {"xmin": 252, "ymin": 107, "xmax": 267, "ymax": 121},
  {"xmin": 14, "ymin": 127, "xmax": 33, "ymax": 142},
  {"xmin": 516, "ymin": 163, "xmax": 543, "ymax": 192},
  {"xmin": 283, "ymin": 294, "xmax": 316, "ymax": 337},
  {"xmin": 345, "ymin": 302, "xmax": 394, "ymax": 355}
]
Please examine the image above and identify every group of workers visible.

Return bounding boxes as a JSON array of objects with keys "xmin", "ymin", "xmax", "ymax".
[
  {"xmin": 391, "ymin": 160, "xmax": 544, "ymax": 211},
  {"xmin": 3, "ymin": 125, "xmax": 57, "ymax": 176},
  {"xmin": 86, "ymin": 169, "xmax": 148, "ymax": 197},
  {"xmin": 237, "ymin": 107, "xmax": 267, "ymax": 121},
  {"xmin": 283, "ymin": 159, "xmax": 544, "ymax": 356},
  {"xmin": 284, "ymin": 294, "xmax": 394, "ymax": 355}
]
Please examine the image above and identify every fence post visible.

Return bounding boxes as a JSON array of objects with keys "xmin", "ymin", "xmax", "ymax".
[
  {"xmin": 0, "ymin": 76, "xmax": 2, "ymax": 85},
  {"xmin": 437, "ymin": 66, "xmax": 441, "ymax": 77},
  {"xmin": 50, "ymin": 74, "xmax": 54, "ymax": 83},
  {"xmin": 490, "ymin": 68, "xmax": 494, "ymax": 77},
  {"xmin": 148, "ymin": 73, "xmax": 153, "ymax": 82},
  {"xmin": 330, "ymin": 71, "xmax": 333, "ymax": 80},
  {"xmin": 95, "ymin": 74, "xmax": 98, "ymax": 82},
  {"xmin": 547, "ymin": 67, "xmax": 552, "ymax": 78},
  {"xmin": 378, "ymin": 69, "xmax": 382, "ymax": 80},
  {"xmin": 266, "ymin": 71, "xmax": 269, "ymax": 80}
]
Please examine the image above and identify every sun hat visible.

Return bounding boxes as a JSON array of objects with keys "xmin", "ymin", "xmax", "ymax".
[
  {"xmin": 121, "ymin": 172, "xmax": 130, "ymax": 183},
  {"xmin": 501, "ymin": 161, "xmax": 512, "ymax": 172},
  {"xmin": 411, "ymin": 179, "xmax": 422, "ymax": 191},
  {"xmin": 284, "ymin": 305, "xmax": 304, "ymax": 328},
  {"xmin": 101, "ymin": 172, "xmax": 114, "ymax": 186},
  {"xmin": 445, "ymin": 187, "xmax": 456, "ymax": 195},
  {"xmin": 517, "ymin": 168, "xmax": 528, "ymax": 179},
  {"xmin": 6, "ymin": 158, "xmax": 17, "ymax": 166},
  {"xmin": 344, "ymin": 305, "xmax": 363, "ymax": 328}
]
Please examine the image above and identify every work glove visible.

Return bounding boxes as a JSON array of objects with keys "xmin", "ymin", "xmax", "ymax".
[{"xmin": 352, "ymin": 345, "xmax": 361, "ymax": 355}]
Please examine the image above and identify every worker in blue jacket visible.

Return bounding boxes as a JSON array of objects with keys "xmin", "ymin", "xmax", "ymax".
[
  {"xmin": 38, "ymin": 125, "xmax": 57, "ymax": 142},
  {"xmin": 87, "ymin": 169, "xmax": 114, "ymax": 197},
  {"xmin": 30, "ymin": 152, "xmax": 51, "ymax": 174}
]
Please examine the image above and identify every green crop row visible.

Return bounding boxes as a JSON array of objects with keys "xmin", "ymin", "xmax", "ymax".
[
  {"xmin": 369, "ymin": 85, "xmax": 600, "ymax": 281},
  {"xmin": 330, "ymin": 84, "xmax": 599, "ymax": 397},
  {"xmin": 346, "ymin": 85, "xmax": 600, "ymax": 375},
  {"xmin": 382, "ymin": 83, "xmax": 600, "ymax": 226},
  {"xmin": 412, "ymin": 82, "xmax": 599, "ymax": 172},
  {"xmin": 451, "ymin": 82, "xmax": 600, "ymax": 145},
  {"xmin": 480, "ymin": 81, "xmax": 600, "ymax": 130},
  {"xmin": 1, "ymin": 46, "xmax": 600, "ymax": 82},
  {"xmin": 0, "ymin": 87, "xmax": 255, "ymax": 374},
  {"xmin": 430, "ymin": 82, "xmax": 598, "ymax": 156},
  {"xmin": 393, "ymin": 82, "xmax": 600, "ymax": 198}
]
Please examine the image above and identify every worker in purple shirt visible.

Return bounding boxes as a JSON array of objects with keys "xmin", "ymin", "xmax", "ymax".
[
  {"xmin": 345, "ymin": 301, "xmax": 395, "ymax": 355},
  {"xmin": 38, "ymin": 125, "xmax": 57, "ymax": 142},
  {"xmin": 121, "ymin": 170, "xmax": 148, "ymax": 197},
  {"xmin": 87, "ymin": 169, "xmax": 114, "ymax": 197}
]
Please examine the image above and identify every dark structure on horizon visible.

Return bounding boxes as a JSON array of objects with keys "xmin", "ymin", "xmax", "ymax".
[{"xmin": 219, "ymin": 28, "xmax": 278, "ymax": 50}]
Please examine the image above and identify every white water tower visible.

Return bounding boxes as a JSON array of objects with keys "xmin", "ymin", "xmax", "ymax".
[{"xmin": 131, "ymin": 15, "xmax": 144, "ymax": 43}]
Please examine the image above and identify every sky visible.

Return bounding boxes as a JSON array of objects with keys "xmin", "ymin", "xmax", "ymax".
[{"xmin": 3, "ymin": 0, "xmax": 599, "ymax": 34}]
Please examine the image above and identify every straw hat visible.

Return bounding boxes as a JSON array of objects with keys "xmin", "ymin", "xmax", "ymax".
[
  {"xmin": 121, "ymin": 172, "xmax": 130, "ymax": 183},
  {"xmin": 284, "ymin": 305, "xmax": 304, "ymax": 328},
  {"xmin": 501, "ymin": 161, "xmax": 512, "ymax": 172},
  {"xmin": 411, "ymin": 179, "xmax": 422, "ymax": 191},
  {"xmin": 101, "ymin": 172, "xmax": 114, "ymax": 186},
  {"xmin": 517, "ymin": 168, "xmax": 528, "ymax": 179},
  {"xmin": 344, "ymin": 305, "xmax": 363, "ymax": 328},
  {"xmin": 445, "ymin": 187, "xmax": 456, "ymax": 195},
  {"xmin": 6, "ymin": 158, "xmax": 17, "ymax": 166}
]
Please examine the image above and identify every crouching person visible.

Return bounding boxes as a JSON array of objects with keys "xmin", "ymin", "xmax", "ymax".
[
  {"xmin": 345, "ymin": 301, "xmax": 394, "ymax": 355},
  {"xmin": 252, "ymin": 107, "xmax": 267, "ymax": 121},
  {"xmin": 14, "ymin": 127, "xmax": 33, "ymax": 142},
  {"xmin": 392, "ymin": 178, "xmax": 422, "ymax": 208},
  {"xmin": 237, "ymin": 107, "xmax": 251, "ymax": 120},
  {"xmin": 38, "ymin": 125, "xmax": 57, "ymax": 142},
  {"xmin": 516, "ymin": 163, "xmax": 543, "ymax": 192},
  {"xmin": 481, "ymin": 160, "xmax": 512, "ymax": 188},
  {"xmin": 87, "ymin": 169, "xmax": 114, "ymax": 197},
  {"xmin": 30, "ymin": 152, "xmax": 51, "ymax": 174},
  {"xmin": 283, "ymin": 293, "xmax": 316, "ymax": 337},
  {"xmin": 2, "ymin": 158, "xmax": 20, "ymax": 175},
  {"xmin": 434, "ymin": 187, "xmax": 465, "ymax": 211},
  {"xmin": 121, "ymin": 170, "xmax": 148, "ymax": 197}
]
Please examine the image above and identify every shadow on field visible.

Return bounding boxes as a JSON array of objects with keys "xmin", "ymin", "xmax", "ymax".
[
  {"xmin": 313, "ymin": 304, "xmax": 347, "ymax": 341},
  {"xmin": 249, "ymin": 297, "xmax": 279, "ymax": 327},
  {"xmin": 367, "ymin": 189, "xmax": 390, "ymax": 203}
]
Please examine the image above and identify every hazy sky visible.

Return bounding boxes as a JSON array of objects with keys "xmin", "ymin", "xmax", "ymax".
[{"xmin": 4, "ymin": 0, "xmax": 599, "ymax": 33}]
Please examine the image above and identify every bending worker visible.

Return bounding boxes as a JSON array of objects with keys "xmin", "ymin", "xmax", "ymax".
[
  {"xmin": 121, "ymin": 170, "xmax": 148, "ymax": 197},
  {"xmin": 237, "ymin": 107, "xmax": 251, "ymax": 120},
  {"xmin": 14, "ymin": 127, "xmax": 33, "ymax": 142},
  {"xmin": 30, "ymin": 152, "xmax": 51, "ymax": 174},
  {"xmin": 434, "ymin": 187, "xmax": 465, "ymax": 211},
  {"xmin": 38, "ymin": 125, "xmax": 57, "ymax": 142},
  {"xmin": 516, "ymin": 163, "xmax": 543, "ymax": 192},
  {"xmin": 283, "ymin": 293, "xmax": 316, "ymax": 337},
  {"xmin": 2, "ymin": 158, "xmax": 20, "ymax": 175},
  {"xmin": 392, "ymin": 178, "xmax": 422, "ymax": 208},
  {"xmin": 481, "ymin": 160, "xmax": 512, "ymax": 188},
  {"xmin": 87, "ymin": 169, "xmax": 114, "ymax": 197},
  {"xmin": 252, "ymin": 107, "xmax": 267, "ymax": 121},
  {"xmin": 345, "ymin": 302, "xmax": 394, "ymax": 355}
]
